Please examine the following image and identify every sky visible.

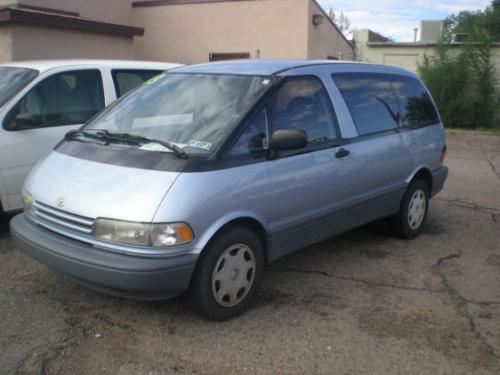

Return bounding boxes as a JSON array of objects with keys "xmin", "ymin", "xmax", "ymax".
[{"xmin": 318, "ymin": 0, "xmax": 492, "ymax": 41}]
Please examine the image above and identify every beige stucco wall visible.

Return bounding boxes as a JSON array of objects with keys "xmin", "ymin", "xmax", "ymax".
[
  {"xmin": 133, "ymin": 0, "xmax": 311, "ymax": 63},
  {"xmin": 307, "ymin": 0, "xmax": 353, "ymax": 60},
  {"xmin": 9, "ymin": 24, "xmax": 135, "ymax": 61},
  {"xmin": 0, "ymin": 27, "xmax": 13, "ymax": 62}
]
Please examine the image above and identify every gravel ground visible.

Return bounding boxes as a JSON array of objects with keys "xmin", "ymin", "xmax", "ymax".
[{"xmin": 1, "ymin": 130, "xmax": 499, "ymax": 374}]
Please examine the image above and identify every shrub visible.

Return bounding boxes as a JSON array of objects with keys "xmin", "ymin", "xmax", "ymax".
[{"xmin": 418, "ymin": 32, "xmax": 500, "ymax": 129}]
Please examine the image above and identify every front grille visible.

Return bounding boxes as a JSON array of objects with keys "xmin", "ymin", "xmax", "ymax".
[{"xmin": 33, "ymin": 201, "xmax": 94, "ymax": 235}]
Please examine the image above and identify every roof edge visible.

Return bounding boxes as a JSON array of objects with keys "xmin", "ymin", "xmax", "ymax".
[
  {"xmin": 132, "ymin": 0, "xmax": 258, "ymax": 7},
  {"xmin": 0, "ymin": 6, "xmax": 144, "ymax": 37}
]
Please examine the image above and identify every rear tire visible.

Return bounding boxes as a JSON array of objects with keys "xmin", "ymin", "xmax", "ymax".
[
  {"xmin": 390, "ymin": 179, "xmax": 429, "ymax": 239},
  {"xmin": 187, "ymin": 226, "xmax": 264, "ymax": 321}
]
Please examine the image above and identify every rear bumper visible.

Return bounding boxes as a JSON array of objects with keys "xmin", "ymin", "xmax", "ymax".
[
  {"xmin": 431, "ymin": 165, "xmax": 448, "ymax": 197},
  {"xmin": 10, "ymin": 214, "xmax": 198, "ymax": 300}
]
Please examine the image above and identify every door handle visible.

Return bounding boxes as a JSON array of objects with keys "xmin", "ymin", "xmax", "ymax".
[{"xmin": 335, "ymin": 148, "xmax": 350, "ymax": 158}]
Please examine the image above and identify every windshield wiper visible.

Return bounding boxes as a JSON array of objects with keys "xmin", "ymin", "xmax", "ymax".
[
  {"xmin": 65, "ymin": 129, "xmax": 109, "ymax": 143},
  {"xmin": 65, "ymin": 129, "xmax": 188, "ymax": 159},
  {"xmin": 104, "ymin": 132, "xmax": 188, "ymax": 159}
]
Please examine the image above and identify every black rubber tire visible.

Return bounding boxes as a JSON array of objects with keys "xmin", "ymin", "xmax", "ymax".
[
  {"xmin": 187, "ymin": 225, "xmax": 264, "ymax": 321},
  {"xmin": 390, "ymin": 179, "xmax": 429, "ymax": 239}
]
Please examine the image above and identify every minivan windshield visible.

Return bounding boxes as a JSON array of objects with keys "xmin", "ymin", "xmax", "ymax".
[
  {"xmin": 85, "ymin": 73, "xmax": 273, "ymax": 155},
  {"xmin": 0, "ymin": 67, "xmax": 38, "ymax": 108}
]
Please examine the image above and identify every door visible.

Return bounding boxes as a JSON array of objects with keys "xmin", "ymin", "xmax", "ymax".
[
  {"xmin": 0, "ymin": 69, "xmax": 105, "ymax": 211},
  {"xmin": 264, "ymin": 76, "xmax": 350, "ymax": 260},
  {"xmin": 331, "ymin": 72, "xmax": 413, "ymax": 229}
]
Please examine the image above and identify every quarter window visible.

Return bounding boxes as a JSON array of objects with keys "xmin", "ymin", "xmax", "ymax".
[
  {"xmin": 269, "ymin": 77, "xmax": 337, "ymax": 144},
  {"xmin": 333, "ymin": 73, "xmax": 400, "ymax": 136},
  {"xmin": 389, "ymin": 75, "xmax": 439, "ymax": 127},
  {"xmin": 112, "ymin": 70, "xmax": 164, "ymax": 97},
  {"xmin": 230, "ymin": 109, "xmax": 268, "ymax": 156},
  {"xmin": 4, "ymin": 69, "xmax": 104, "ymax": 130}
]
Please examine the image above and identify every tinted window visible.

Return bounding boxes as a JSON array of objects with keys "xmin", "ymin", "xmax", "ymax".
[
  {"xmin": 230, "ymin": 109, "xmax": 268, "ymax": 156},
  {"xmin": 4, "ymin": 70, "xmax": 104, "ymax": 130},
  {"xmin": 112, "ymin": 70, "xmax": 164, "ymax": 97},
  {"xmin": 390, "ymin": 76, "xmax": 439, "ymax": 127},
  {"xmin": 333, "ymin": 73, "xmax": 400, "ymax": 136},
  {"xmin": 269, "ymin": 77, "xmax": 337, "ymax": 144}
]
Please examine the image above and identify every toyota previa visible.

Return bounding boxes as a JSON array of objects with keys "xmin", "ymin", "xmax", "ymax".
[{"xmin": 11, "ymin": 61, "xmax": 448, "ymax": 320}]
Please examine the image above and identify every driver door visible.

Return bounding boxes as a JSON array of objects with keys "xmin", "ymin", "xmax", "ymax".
[
  {"xmin": 0, "ymin": 69, "xmax": 105, "ymax": 211},
  {"xmin": 265, "ymin": 76, "xmax": 350, "ymax": 260}
]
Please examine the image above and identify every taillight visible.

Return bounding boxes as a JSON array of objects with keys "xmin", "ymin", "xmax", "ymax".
[{"xmin": 440, "ymin": 145, "xmax": 447, "ymax": 163}]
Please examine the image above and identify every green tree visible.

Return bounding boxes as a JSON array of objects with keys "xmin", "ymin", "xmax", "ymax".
[
  {"xmin": 445, "ymin": 0, "xmax": 500, "ymax": 41},
  {"xmin": 418, "ymin": 31, "xmax": 499, "ymax": 129}
]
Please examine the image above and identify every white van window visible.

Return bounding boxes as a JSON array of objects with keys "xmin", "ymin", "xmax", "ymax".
[
  {"xmin": 0, "ymin": 67, "xmax": 38, "ymax": 108},
  {"xmin": 333, "ymin": 73, "xmax": 400, "ymax": 136},
  {"xmin": 269, "ymin": 77, "xmax": 337, "ymax": 144},
  {"xmin": 112, "ymin": 70, "xmax": 164, "ymax": 97},
  {"xmin": 4, "ymin": 70, "xmax": 104, "ymax": 130}
]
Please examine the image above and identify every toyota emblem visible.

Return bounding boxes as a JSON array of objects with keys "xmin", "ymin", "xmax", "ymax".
[{"xmin": 56, "ymin": 197, "xmax": 65, "ymax": 208}]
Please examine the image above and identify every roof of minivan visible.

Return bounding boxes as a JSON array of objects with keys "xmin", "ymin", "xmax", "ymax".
[
  {"xmin": 174, "ymin": 60, "xmax": 399, "ymax": 76},
  {"xmin": 0, "ymin": 59, "xmax": 182, "ymax": 73}
]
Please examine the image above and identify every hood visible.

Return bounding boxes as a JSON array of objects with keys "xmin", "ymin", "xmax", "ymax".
[{"xmin": 25, "ymin": 150, "xmax": 180, "ymax": 222}]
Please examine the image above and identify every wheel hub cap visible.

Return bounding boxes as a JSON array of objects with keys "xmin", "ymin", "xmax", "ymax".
[
  {"xmin": 212, "ymin": 244, "xmax": 256, "ymax": 307},
  {"xmin": 408, "ymin": 189, "xmax": 426, "ymax": 230}
]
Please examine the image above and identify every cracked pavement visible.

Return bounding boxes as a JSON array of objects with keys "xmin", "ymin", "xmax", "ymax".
[{"xmin": 1, "ymin": 130, "xmax": 499, "ymax": 374}]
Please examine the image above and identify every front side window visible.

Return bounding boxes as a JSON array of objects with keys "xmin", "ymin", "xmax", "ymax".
[
  {"xmin": 0, "ymin": 67, "xmax": 38, "ymax": 108},
  {"xmin": 269, "ymin": 77, "xmax": 337, "ymax": 144},
  {"xmin": 389, "ymin": 76, "xmax": 439, "ymax": 127},
  {"xmin": 112, "ymin": 69, "xmax": 164, "ymax": 97},
  {"xmin": 333, "ymin": 73, "xmax": 400, "ymax": 136},
  {"xmin": 4, "ymin": 69, "xmax": 104, "ymax": 130},
  {"xmin": 85, "ymin": 73, "xmax": 272, "ymax": 155}
]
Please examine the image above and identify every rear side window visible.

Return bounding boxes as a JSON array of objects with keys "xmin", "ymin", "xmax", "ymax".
[
  {"xmin": 332, "ymin": 73, "xmax": 400, "ymax": 136},
  {"xmin": 269, "ymin": 76, "xmax": 337, "ymax": 144},
  {"xmin": 389, "ymin": 75, "xmax": 439, "ymax": 127},
  {"xmin": 112, "ymin": 70, "xmax": 164, "ymax": 97}
]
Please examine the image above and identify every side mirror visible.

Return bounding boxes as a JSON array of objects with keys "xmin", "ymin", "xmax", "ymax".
[
  {"xmin": 270, "ymin": 128, "xmax": 307, "ymax": 151},
  {"xmin": 11, "ymin": 112, "xmax": 38, "ymax": 130}
]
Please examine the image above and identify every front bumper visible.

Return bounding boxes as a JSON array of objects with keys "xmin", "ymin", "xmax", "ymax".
[
  {"xmin": 10, "ymin": 214, "xmax": 198, "ymax": 300},
  {"xmin": 431, "ymin": 165, "xmax": 449, "ymax": 197}
]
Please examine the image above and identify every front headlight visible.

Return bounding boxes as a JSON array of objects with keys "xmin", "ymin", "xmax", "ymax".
[
  {"xmin": 22, "ymin": 189, "xmax": 34, "ymax": 215},
  {"xmin": 93, "ymin": 219, "xmax": 193, "ymax": 248}
]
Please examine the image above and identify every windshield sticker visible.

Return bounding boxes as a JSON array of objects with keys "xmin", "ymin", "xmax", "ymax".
[
  {"xmin": 145, "ymin": 73, "xmax": 165, "ymax": 85},
  {"xmin": 139, "ymin": 142, "xmax": 171, "ymax": 152},
  {"xmin": 262, "ymin": 79, "xmax": 271, "ymax": 86},
  {"xmin": 188, "ymin": 140, "xmax": 213, "ymax": 151}
]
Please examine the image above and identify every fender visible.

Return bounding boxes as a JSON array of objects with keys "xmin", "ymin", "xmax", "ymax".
[
  {"xmin": 193, "ymin": 210, "xmax": 269, "ymax": 254},
  {"xmin": 405, "ymin": 164, "xmax": 433, "ymax": 185}
]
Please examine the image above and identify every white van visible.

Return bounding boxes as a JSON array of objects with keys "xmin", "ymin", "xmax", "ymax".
[{"xmin": 0, "ymin": 60, "xmax": 180, "ymax": 213}]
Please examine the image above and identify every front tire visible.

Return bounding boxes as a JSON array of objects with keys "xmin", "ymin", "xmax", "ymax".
[
  {"xmin": 390, "ymin": 179, "xmax": 429, "ymax": 239},
  {"xmin": 187, "ymin": 226, "xmax": 264, "ymax": 321}
]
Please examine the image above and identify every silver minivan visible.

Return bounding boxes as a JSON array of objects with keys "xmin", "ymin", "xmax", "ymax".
[{"xmin": 11, "ymin": 61, "xmax": 448, "ymax": 320}]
